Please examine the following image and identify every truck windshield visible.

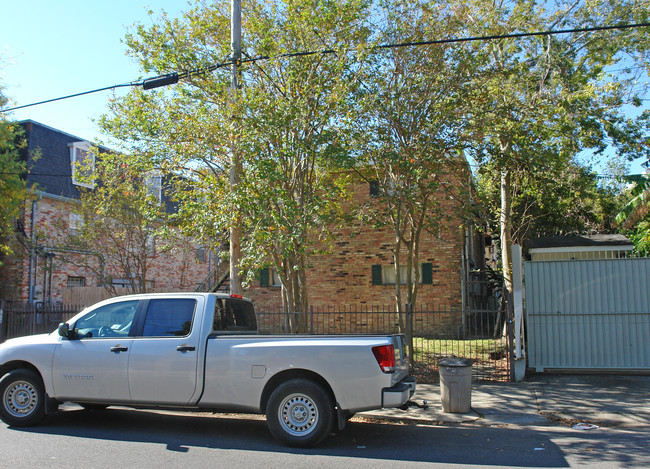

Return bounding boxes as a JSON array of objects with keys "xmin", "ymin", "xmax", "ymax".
[{"xmin": 213, "ymin": 298, "xmax": 257, "ymax": 332}]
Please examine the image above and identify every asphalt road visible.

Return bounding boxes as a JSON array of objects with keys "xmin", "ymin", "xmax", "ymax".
[{"xmin": 0, "ymin": 407, "xmax": 648, "ymax": 468}]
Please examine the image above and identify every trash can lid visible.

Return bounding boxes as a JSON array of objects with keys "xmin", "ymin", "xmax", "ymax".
[{"xmin": 438, "ymin": 357, "xmax": 473, "ymax": 367}]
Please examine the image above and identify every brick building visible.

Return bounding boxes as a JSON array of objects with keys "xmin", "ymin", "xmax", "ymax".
[
  {"xmin": 244, "ymin": 173, "xmax": 487, "ymax": 312},
  {"xmin": 0, "ymin": 121, "xmax": 210, "ymax": 304},
  {"xmin": 1, "ymin": 121, "xmax": 487, "ymax": 313}
]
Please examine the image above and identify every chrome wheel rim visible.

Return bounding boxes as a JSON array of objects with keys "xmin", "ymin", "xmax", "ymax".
[
  {"xmin": 278, "ymin": 393, "xmax": 318, "ymax": 436},
  {"xmin": 3, "ymin": 380, "xmax": 38, "ymax": 418}
]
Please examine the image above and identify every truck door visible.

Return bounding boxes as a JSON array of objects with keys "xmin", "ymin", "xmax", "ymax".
[
  {"xmin": 52, "ymin": 300, "xmax": 139, "ymax": 402},
  {"xmin": 127, "ymin": 298, "xmax": 203, "ymax": 405}
]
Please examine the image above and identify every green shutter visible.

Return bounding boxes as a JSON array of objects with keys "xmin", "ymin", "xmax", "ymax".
[
  {"xmin": 260, "ymin": 268, "xmax": 270, "ymax": 287},
  {"xmin": 371, "ymin": 265, "xmax": 383, "ymax": 285},
  {"xmin": 369, "ymin": 180, "xmax": 380, "ymax": 197},
  {"xmin": 422, "ymin": 263, "xmax": 433, "ymax": 284}
]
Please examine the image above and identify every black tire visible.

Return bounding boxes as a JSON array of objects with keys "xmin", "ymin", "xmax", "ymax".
[
  {"xmin": 266, "ymin": 378, "xmax": 334, "ymax": 447},
  {"xmin": 0, "ymin": 369, "xmax": 46, "ymax": 427}
]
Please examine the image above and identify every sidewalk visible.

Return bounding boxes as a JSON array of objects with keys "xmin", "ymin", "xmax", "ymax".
[{"xmin": 359, "ymin": 374, "xmax": 650, "ymax": 428}]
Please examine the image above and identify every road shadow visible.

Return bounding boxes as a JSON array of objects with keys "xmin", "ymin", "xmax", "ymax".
[{"xmin": 4, "ymin": 407, "xmax": 579, "ymax": 467}]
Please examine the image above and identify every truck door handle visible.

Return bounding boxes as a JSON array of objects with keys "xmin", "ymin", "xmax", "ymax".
[
  {"xmin": 110, "ymin": 345, "xmax": 128, "ymax": 353},
  {"xmin": 177, "ymin": 345, "xmax": 196, "ymax": 352}
]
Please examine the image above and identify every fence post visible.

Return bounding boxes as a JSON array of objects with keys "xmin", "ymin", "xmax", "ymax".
[
  {"xmin": 0, "ymin": 300, "xmax": 4, "ymax": 343},
  {"xmin": 309, "ymin": 305, "xmax": 314, "ymax": 335},
  {"xmin": 506, "ymin": 291, "xmax": 515, "ymax": 382},
  {"xmin": 406, "ymin": 303, "xmax": 414, "ymax": 371}
]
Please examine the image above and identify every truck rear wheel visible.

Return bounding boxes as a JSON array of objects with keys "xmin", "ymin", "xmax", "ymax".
[
  {"xmin": 266, "ymin": 378, "xmax": 333, "ymax": 447},
  {"xmin": 0, "ymin": 369, "xmax": 46, "ymax": 427}
]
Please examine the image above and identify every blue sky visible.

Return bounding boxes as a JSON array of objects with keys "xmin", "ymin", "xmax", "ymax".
[
  {"xmin": 1, "ymin": 0, "xmax": 188, "ymax": 142},
  {"xmin": 1, "ymin": 0, "xmax": 647, "ymax": 175}
]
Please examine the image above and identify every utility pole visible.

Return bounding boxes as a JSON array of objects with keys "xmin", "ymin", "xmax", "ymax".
[{"xmin": 229, "ymin": 0, "xmax": 243, "ymax": 295}]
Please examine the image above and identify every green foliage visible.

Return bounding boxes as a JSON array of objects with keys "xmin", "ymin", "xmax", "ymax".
[
  {"xmin": 352, "ymin": 0, "xmax": 474, "ymax": 309},
  {"xmin": 616, "ymin": 173, "xmax": 650, "ymax": 225},
  {"xmin": 457, "ymin": 0, "xmax": 650, "ymax": 288},
  {"xmin": 99, "ymin": 0, "xmax": 372, "ymax": 316},
  {"xmin": 64, "ymin": 150, "xmax": 168, "ymax": 294},
  {"xmin": 98, "ymin": 0, "xmax": 650, "ymax": 307},
  {"xmin": 0, "ymin": 90, "xmax": 29, "ymax": 261},
  {"xmin": 617, "ymin": 173, "xmax": 650, "ymax": 255},
  {"xmin": 477, "ymin": 158, "xmax": 619, "ymax": 243}
]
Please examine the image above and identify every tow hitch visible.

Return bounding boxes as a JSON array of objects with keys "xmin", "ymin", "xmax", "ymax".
[{"xmin": 400, "ymin": 400, "xmax": 428, "ymax": 411}]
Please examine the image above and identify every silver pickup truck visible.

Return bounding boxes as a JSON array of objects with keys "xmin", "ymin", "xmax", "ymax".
[{"xmin": 0, "ymin": 293, "xmax": 415, "ymax": 447}]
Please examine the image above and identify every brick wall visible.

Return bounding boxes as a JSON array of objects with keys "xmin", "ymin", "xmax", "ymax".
[{"xmin": 0, "ymin": 195, "xmax": 209, "ymax": 303}]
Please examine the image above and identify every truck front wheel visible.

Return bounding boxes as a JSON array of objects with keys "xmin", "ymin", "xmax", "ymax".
[
  {"xmin": 266, "ymin": 378, "xmax": 334, "ymax": 447},
  {"xmin": 0, "ymin": 369, "xmax": 46, "ymax": 427}
]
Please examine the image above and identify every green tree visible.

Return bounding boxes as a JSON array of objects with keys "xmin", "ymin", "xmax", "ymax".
[
  {"xmin": 61, "ymin": 150, "xmax": 169, "ymax": 294},
  {"xmin": 353, "ymin": 0, "xmax": 474, "ymax": 313},
  {"xmin": 617, "ymin": 173, "xmax": 650, "ymax": 255},
  {"xmin": 99, "ymin": 0, "xmax": 370, "ymax": 326},
  {"xmin": 0, "ymin": 89, "xmax": 29, "ymax": 262},
  {"xmin": 457, "ymin": 0, "xmax": 650, "ymax": 294},
  {"xmin": 476, "ymin": 158, "xmax": 619, "ymax": 243}
]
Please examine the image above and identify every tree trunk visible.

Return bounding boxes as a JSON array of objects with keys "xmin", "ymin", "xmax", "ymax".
[{"xmin": 500, "ymin": 168, "xmax": 513, "ymax": 296}]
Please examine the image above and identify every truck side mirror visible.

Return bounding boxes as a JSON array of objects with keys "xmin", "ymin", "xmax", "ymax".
[{"xmin": 58, "ymin": 323, "xmax": 72, "ymax": 339}]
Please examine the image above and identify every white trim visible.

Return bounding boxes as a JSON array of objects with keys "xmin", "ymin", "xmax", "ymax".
[
  {"xmin": 69, "ymin": 141, "xmax": 95, "ymax": 188},
  {"xmin": 529, "ymin": 245, "xmax": 633, "ymax": 254}
]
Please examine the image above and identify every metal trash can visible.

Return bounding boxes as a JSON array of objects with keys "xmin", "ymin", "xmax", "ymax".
[{"xmin": 438, "ymin": 357, "xmax": 473, "ymax": 413}]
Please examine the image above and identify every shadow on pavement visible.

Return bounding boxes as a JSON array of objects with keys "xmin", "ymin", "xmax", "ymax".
[{"xmin": 8, "ymin": 407, "xmax": 573, "ymax": 467}]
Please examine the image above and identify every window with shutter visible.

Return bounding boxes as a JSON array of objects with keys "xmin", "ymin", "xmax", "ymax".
[
  {"xmin": 260, "ymin": 268, "xmax": 270, "ymax": 287},
  {"xmin": 422, "ymin": 262, "xmax": 433, "ymax": 284},
  {"xmin": 371, "ymin": 265, "xmax": 382, "ymax": 285}
]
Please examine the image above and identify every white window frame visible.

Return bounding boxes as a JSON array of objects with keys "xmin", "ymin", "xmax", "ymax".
[
  {"xmin": 382, "ymin": 264, "xmax": 422, "ymax": 285},
  {"xmin": 69, "ymin": 141, "xmax": 95, "ymax": 188},
  {"xmin": 66, "ymin": 276, "xmax": 86, "ymax": 288},
  {"xmin": 270, "ymin": 268, "xmax": 282, "ymax": 287},
  {"xmin": 69, "ymin": 212, "xmax": 83, "ymax": 236},
  {"xmin": 146, "ymin": 233, "xmax": 156, "ymax": 256}
]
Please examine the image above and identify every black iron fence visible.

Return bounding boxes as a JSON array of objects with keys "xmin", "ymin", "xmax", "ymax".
[
  {"xmin": 0, "ymin": 301, "xmax": 82, "ymax": 343},
  {"xmin": 256, "ymin": 304, "xmax": 511, "ymax": 382},
  {"xmin": 1, "ymin": 301, "xmax": 511, "ymax": 383}
]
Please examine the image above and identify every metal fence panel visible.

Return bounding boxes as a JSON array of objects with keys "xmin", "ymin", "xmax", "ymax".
[
  {"xmin": 525, "ymin": 258, "xmax": 650, "ymax": 371},
  {"xmin": 257, "ymin": 305, "xmax": 510, "ymax": 383}
]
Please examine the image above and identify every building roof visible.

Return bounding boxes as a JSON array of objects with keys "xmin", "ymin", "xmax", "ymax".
[
  {"xmin": 19, "ymin": 120, "xmax": 91, "ymax": 199},
  {"xmin": 527, "ymin": 234, "xmax": 633, "ymax": 250},
  {"xmin": 18, "ymin": 120, "xmax": 178, "ymax": 213}
]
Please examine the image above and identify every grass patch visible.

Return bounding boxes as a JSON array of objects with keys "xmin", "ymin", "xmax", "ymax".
[{"xmin": 412, "ymin": 337, "xmax": 509, "ymax": 363}]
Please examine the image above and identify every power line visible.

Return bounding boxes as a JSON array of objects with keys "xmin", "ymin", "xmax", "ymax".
[
  {"xmin": 375, "ymin": 22, "xmax": 650, "ymax": 51},
  {"xmin": 1, "ymin": 57, "xmax": 233, "ymax": 113},
  {"xmin": 1, "ymin": 83, "xmax": 133, "ymax": 113},
  {"xmin": 1, "ymin": 22, "xmax": 648, "ymax": 113},
  {"xmin": 238, "ymin": 22, "xmax": 650, "ymax": 64}
]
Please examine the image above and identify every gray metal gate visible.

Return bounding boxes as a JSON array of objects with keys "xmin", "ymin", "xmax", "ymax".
[{"xmin": 525, "ymin": 258, "xmax": 650, "ymax": 372}]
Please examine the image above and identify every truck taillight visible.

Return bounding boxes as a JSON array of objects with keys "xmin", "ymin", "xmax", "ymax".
[{"xmin": 372, "ymin": 345, "xmax": 395, "ymax": 373}]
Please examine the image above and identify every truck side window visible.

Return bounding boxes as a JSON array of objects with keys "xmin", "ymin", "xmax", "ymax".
[
  {"xmin": 213, "ymin": 298, "xmax": 257, "ymax": 332},
  {"xmin": 142, "ymin": 299, "xmax": 197, "ymax": 337},
  {"xmin": 74, "ymin": 300, "xmax": 138, "ymax": 339}
]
